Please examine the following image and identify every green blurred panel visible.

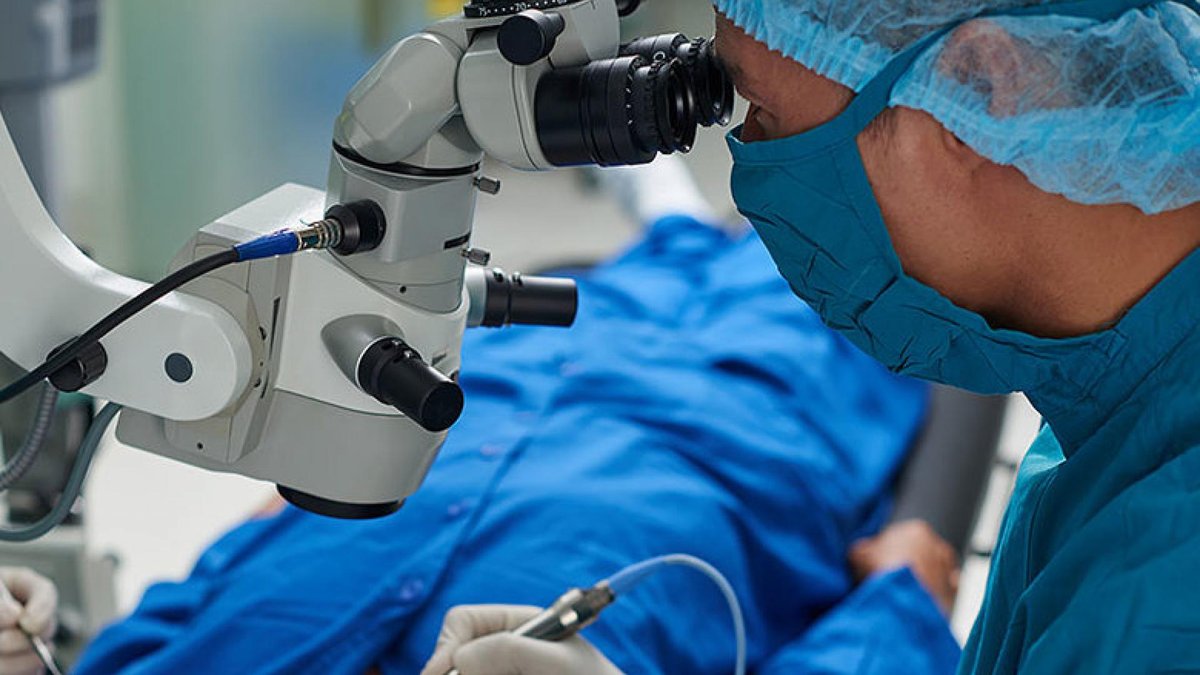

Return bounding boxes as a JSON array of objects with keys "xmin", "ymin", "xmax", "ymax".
[{"xmin": 113, "ymin": 0, "xmax": 433, "ymax": 278}]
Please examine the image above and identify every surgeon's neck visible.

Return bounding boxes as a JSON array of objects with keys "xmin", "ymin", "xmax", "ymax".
[{"xmin": 987, "ymin": 183, "xmax": 1200, "ymax": 339}]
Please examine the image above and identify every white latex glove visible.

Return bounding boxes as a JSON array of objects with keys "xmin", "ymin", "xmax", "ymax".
[
  {"xmin": 0, "ymin": 567, "xmax": 57, "ymax": 675},
  {"xmin": 420, "ymin": 605, "xmax": 625, "ymax": 675}
]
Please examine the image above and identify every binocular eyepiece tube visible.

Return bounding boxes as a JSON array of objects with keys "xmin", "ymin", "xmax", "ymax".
[
  {"xmin": 322, "ymin": 317, "xmax": 465, "ymax": 434},
  {"xmin": 533, "ymin": 32, "xmax": 735, "ymax": 167},
  {"xmin": 620, "ymin": 34, "xmax": 735, "ymax": 128}
]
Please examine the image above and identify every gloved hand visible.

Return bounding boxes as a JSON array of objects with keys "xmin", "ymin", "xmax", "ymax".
[
  {"xmin": 420, "ymin": 605, "xmax": 625, "ymax": 675},
  {"xmin": 0, "ymin": 567, "xmax": 57, "ymax": 675}
]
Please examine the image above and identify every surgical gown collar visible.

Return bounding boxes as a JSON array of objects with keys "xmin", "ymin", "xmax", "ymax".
[{"xmin": 1030, "ymin": 246, "xmax": 1200, "ymax": 456}]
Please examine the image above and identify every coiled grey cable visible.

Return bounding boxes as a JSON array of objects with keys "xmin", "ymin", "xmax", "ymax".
[
  {"xmin": 0, "ymin": 403, "xmax": 120, "ymax": 542},
  {"xmin": 0, "ymin": 385, "xmax": 58, "ymax": 491}
]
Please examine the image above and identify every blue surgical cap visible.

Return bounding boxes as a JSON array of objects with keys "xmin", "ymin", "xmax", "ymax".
[{"xmin": 713, "ymin": 0, "xmax": 1200, "ymax": 214}]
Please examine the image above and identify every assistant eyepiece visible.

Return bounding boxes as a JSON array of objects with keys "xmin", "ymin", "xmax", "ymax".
[
  {"xmin": 472, "ymin": 268, "xmax": 578, "ymax": 328},
  {"xmin": 357, "ymin": 338, "xmax": 464, "ymax": 434}
]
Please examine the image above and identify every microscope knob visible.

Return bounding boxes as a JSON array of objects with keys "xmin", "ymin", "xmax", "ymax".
[
  {"xmin": 47, "ymin": 339, "xmax": 108, "ymax": 393},
  {"xmin": 357, "ymin": 338, "xmax": 464, "ymax": 433},
  {"xmin": 498, "ymin": 10, "xmax": 567, "ymax": 66},
  {"xmin": 326, "ymin": 201, "xmax": 386, "ymax": 256}
]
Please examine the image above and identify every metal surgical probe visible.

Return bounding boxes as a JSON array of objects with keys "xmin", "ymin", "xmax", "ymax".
[
  {"xmin": 445, "ymin": 554, "xmax": 746, "ymax": 675},
  {"xmin": 445, "ymin": 583, "xmax": 616, "ymax": 675}
]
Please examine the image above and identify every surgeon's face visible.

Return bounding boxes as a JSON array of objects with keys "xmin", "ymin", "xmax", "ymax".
[
  {"xmin": 714, "ymin": 10, "xmax": 1200, "ymax": 343},
  {"xmin": 713, "ymin": 12, "xmax": 1025, "ymax": 332}
]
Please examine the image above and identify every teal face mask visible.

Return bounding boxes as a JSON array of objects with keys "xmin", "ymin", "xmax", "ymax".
[{"xmin": 725, "ymin": 1, "xmax": 1145, "ymax": 397}]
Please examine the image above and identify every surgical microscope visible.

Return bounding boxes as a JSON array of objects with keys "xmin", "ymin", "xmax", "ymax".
[{"xmin": 0, "ymin": 0, "xmax": 733, "ymax": 529}]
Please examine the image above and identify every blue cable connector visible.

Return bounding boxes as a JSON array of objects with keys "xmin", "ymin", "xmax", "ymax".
[
  {"xmin": 233, "ymin": 230, "xmax": 301, "ymax": 261},
  {"xmin": 233, "ymin": 219, "xmax": 344, "ymax": 262}
]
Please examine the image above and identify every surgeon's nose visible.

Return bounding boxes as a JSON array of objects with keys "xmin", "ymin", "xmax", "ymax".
[{"xmin": 740, "ymin": 104, "xmax": 767, "ymax": 142}]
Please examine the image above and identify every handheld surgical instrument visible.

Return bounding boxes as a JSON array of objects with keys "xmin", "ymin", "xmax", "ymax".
[
  {"xmin": 0, "ymin": 577, "xmax": 64, "ymax": 675},
  {"xmin": 446, "ymin": 554, "xmax": 746, "ymax": 675},
  {"xmin": 0, "ymin": 0, "xmax": 733, "ymax": 526}
]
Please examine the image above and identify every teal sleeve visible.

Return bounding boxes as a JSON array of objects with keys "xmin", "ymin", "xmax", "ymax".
[{"xmin": 759, "ymin": 568, "xmax": 961, "ymax": 675}]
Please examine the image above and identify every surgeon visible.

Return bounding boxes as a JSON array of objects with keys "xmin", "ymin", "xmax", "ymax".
[{"xmin": 424, "ymin": 0, "xmax": 1200, "ymax": 673}]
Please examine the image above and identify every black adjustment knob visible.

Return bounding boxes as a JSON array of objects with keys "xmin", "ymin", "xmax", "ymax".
[
  {"xmin": 47, "ymin": 338, "xmax": 108, "ymax": 393},
  {"xmin": 326, "ymin": 201, "xmax": 386, "ymax": 256},
  {"xmin": 357, "ymin": 338, "xmax": 464, "ymax": 433},
  {"xmin": 498, "ymin": 10, "xmax": 567, "ymax": 66}
]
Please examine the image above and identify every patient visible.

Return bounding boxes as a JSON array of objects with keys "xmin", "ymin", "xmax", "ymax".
[{"xmin": 74, "ymin": 162, "xmax": 961, "ymax": 675}]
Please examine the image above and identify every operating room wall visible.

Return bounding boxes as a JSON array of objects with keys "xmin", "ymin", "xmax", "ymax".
[
  {"xmin": 45, "ymin": 0, "xmax": 736, "ymax": 613},
  {"xmin": 57, "ymin": 0, "xmax": 443, "ymax": 278}
]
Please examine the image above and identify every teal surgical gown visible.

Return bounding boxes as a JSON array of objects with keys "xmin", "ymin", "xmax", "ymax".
[{"xmin": 960, "ymin": 248, "xmax": 1200, "ymax": 673}]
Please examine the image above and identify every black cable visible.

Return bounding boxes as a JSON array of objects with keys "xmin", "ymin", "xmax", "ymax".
[{"xmin": 0, "ymin": 249, "xmax": 239, "ymax": 405}]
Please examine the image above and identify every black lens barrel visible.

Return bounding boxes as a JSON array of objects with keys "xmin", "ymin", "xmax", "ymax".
[
  {"xmin": 536, "ymin": 54, "xmax": 697, "ymax": 167},
  {"xmin": 688, "ymin": 38, "xmax": 735, "ymax": 127},
  {"xmin": 535, "ymin": 33, "xmax": 733, "ymax": 168},
  {"xmin": 621, "ymin": 34, "xmax": 734, "ymax": 127},
  {"xmin": 481, "ymin": 269, "xmax": 578, "ymax": 328},
  {"xmin": 632, "ymin": 57, "xmax": 697, "ymax": 157},
  {"xmin": 357, "ymin": 339, "xmax": 464, "ymax": 433}
]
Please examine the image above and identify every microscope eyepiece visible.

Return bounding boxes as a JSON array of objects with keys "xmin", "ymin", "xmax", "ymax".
[
  {"xmin": 620, "ymin": 34, "xmax": 735, "ymax": 128},
  {"xmin": 357, "ymin": 338, "xmax": 464, "ymax": 434},
  {"xmin": 477, "ymin": 268, "xmax": 578, "ymax": 328},
  {"xmin": 633, "ymin": 58, "xmax": 698, "ymax": 157},
  {"xmin": 690, "ymin": 39, "xmax": 735, "ymax": 127},
  {"xmin": 533, "ymin": 33, "xmax": 732, "ymax": 168}
]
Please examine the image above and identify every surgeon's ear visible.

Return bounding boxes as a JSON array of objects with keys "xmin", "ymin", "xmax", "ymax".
[
  {"xmin": 938, "ymin": 19, "xmax": 1061, "ymax": 117},
  {"xmin": 885, "ymin": 106, "xmax": 987, "ymax": 175},
  {"xmin": 935, "ymin": 118, "xmax": 988, "ymax": 173}
]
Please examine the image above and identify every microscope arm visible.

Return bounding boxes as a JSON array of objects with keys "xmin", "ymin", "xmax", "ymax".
[
  {"xmin": 332, "ymin": 0, "xmax": 619, "ymax": 172},
  {"xmin": 334, "ymin": 31, "xmax": 466, "ymax": 166},
  {"xmin": 0, "ymin": 114, "xmax": 253, "ymax": 421}
]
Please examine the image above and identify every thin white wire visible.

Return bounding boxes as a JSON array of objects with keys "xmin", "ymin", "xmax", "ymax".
[{"xmin": 604, "ymin": 554, "xmax": 747, "ymax": 675}]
